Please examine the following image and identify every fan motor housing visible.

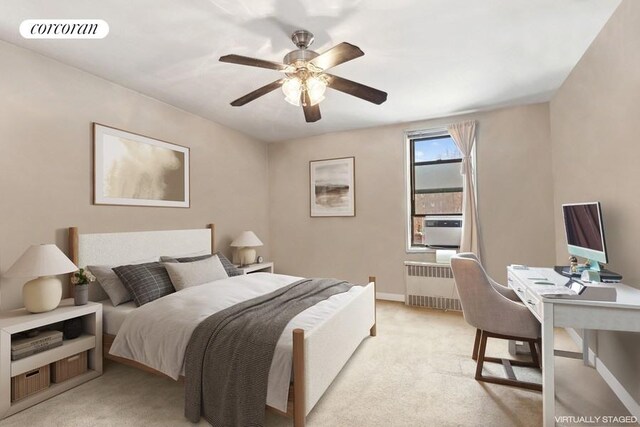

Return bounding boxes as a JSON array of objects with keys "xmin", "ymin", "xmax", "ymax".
[{"xmin": 283, "ymin": 49, "xmax": 318, "ymax": 67}]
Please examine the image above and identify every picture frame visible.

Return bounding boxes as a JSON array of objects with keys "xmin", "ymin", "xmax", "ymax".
[
  {"xmin": 93, "ymin": 123, "xmax": 190, "ymax": 207},
  {"xmin": 309, "ymin": 157, "xmax": 355, "ymax": 217}
]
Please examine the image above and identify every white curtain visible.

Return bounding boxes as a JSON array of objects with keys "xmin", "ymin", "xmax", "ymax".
[{"xmin": 448, "ymin": 120, "xmax": 481, "ymax": 259}]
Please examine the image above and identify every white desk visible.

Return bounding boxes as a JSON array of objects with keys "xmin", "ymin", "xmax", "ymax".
[{"xmin": 507, "ymin": 266, "xmax": 640, "ymax": 427}]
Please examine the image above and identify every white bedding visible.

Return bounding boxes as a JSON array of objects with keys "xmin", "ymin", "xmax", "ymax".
[
  {"xmin": 100, "ymin": 300, "xmax": 137, "ymax": 335},
  {"xmin": 109, "ymin": 273, "xmax": 366, "ymax": 412}
]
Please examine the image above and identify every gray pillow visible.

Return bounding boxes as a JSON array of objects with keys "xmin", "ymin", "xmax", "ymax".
[
  {"xmin": 160, "ymin": 252, "xmax": 242, "ymax": 277},
  {"xmin": 87, "ymin": 265, "xmax": 132, "ymax": 306},
  {"xmin": 160, "ymin": 254, "xmax": 212, "ymax": 263},
  {"xmin": 112, "ymin": 262, "xmax": 174, "ymax": 307},
  {"xmin": 163, "ymin": 255, "xmax": 229, "ymax": 291}
]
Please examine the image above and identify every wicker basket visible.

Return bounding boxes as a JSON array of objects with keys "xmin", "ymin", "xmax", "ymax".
[
  {"xmin": 11, "ymin": 365, "xmax": 50, "ymax": 401},
  {"xmin": 51, "ymin": 351, "xmax": 88, "ymax": 383}
]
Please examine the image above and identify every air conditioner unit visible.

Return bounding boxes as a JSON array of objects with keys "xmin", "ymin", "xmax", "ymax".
[{"xmin": 424, "ymin": 216, "xmax": 462, "ymax": 248}]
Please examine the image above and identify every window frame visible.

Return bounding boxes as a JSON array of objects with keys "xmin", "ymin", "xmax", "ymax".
[{"xmin": 404, "ymin": 127, "xmax": 475, "ymax": 253}]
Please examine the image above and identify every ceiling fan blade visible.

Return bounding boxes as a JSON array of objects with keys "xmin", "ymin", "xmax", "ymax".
[
  {"xmin": 219, "ymin": 54, "xmax": 289, "ymax": 72},
  {"xmin": 325, "ymin": 74, "xmax": 387, "ymax": 105},
  {"xmin": 230, "ymin": 79, "xmax": 285, "ymax": 106},
  {"xmin": 301, "ymin": 91, "xmax": 321, "ymax": 122},
  {"xmin": 309, "ymin": 42, "xmax": 364, "ymax": 71}
]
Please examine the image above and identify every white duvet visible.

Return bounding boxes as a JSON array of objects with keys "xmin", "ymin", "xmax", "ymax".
[{"xmin": 109, "ymin": 272, "xmax": 365, "ymax": 412}]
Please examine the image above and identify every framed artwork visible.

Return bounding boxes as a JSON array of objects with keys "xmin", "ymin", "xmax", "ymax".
[
  {"xmin": 309, "ymin": 157, "xmax": 355, "ymax": 217},
  {"xmin": 93, "ymin": 123, "xmax": 190, "ymax": 207}
]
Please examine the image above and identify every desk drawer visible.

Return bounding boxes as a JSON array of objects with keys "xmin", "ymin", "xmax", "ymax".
[
  {"xmin": 523, "ymin": 288, "xmax": 542, "ymax": 320},
  {"xmin": 507, "ymin": 274, "xmax": 526, "ymax": 298}
]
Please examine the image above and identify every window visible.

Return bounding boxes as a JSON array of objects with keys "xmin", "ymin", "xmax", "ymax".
[{"xmin": 406, "ymin": 131, "xmax": 463, "ymax": 250}]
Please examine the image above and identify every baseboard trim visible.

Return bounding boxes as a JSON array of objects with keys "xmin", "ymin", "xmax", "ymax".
[
  {"xmin": 565, "ymin": 328, "xmax": 640, "ymax": 418},
  {"xmin": 376, "ymin": 292, "xmax": 404, "ymax": 302}
]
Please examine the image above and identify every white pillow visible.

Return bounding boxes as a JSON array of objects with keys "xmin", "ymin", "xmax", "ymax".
[
  {"xmin": 162, "ymin": 255, "xmax": 228, "ymax": 291},
  {"xmin": 87, "ymin": 265, "xmax": 131, "ymax": 306}
]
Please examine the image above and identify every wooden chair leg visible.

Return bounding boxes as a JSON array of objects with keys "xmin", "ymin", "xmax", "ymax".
[
  {"xmin": 473, "ymin": 331, "xmax": 542, "ymax": 392},
  {"xmin": 529, "ymin": 340, "xmax": 540, "ymax": 368},
  {"xmin": 474, "ymin": 331, "xmax": 487, "ymax": 380},
  {"xmin": 472, "ymin": 329, "xmax": 482, "ymax": 361}
]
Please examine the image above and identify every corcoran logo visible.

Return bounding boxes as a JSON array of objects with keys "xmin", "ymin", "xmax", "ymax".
[{"xmin": 20, "ymin": 19, "xmax": 109, "ymax": 39}]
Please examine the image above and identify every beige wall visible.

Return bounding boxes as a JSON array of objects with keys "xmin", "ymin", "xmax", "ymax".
[
  {"xmin": 268, "ymin": 103, "xmax": 556, "ymax": 295},
  {"xmin": 550, "ymin": 0, "xmax": 640, "ymax": 401},
  {"xmin": 0, "ymin": 41, "xmax": 270, "ymax": 310}
]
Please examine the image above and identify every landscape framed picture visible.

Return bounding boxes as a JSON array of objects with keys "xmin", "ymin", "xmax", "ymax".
[
  {"xmin": 309, "ymin": 157, "xmax": 355, "ymax": 217},
  {"xmin": 93, "ymin": 123, "xmax": 190, "ymax": 207}
]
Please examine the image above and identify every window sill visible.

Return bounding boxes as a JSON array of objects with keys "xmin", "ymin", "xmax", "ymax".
[
  {"xmin": 406, "ymin": 247, "xmax": 438, "ymax": 254},
  {"xmin": 406, "ymin": 247, "xmax": 460, "ymax": 254}
]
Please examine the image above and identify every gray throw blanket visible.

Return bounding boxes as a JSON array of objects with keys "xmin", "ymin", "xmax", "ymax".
[{"xmin": 184, "ymin": 278, "xmax": 355, "ymax": 427}]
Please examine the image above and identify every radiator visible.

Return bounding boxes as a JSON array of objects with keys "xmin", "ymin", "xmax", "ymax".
[{"xmin": 404, "ymin": 261, "xmax": 461, "ymax": 311}]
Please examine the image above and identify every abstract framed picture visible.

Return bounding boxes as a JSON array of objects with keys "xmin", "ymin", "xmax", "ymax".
[
  {"xmin": 309, "ymin": 157, "xmax": 355, "ymax": 217},
  {"xmin": 93, "ymin": 123, "xmax": 190, "ymax": 207}
]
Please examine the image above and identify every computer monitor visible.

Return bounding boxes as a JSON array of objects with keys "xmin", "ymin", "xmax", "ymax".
[{"xmin": 562, "ymin": 202, "xmax": 608, "ymax": 271}]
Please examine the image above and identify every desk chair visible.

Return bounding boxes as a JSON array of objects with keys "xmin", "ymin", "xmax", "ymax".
[
  {"xmin": 451, "ymin": 253, "xmax": 542, "ymax": 391},
  {"xmin": 456, "ymin": 253, "xmax": 521, "ymax": 302}
]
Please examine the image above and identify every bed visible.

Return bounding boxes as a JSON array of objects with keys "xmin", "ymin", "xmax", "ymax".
[{"xmin": 68, "ymin": 224, "xmax": 376, "ymax": 427}]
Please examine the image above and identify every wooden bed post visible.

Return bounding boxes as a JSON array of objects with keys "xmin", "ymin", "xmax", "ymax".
[
  {"xmin": 69, "ymin": 227, "xmax": 79, "ymax": 295},
  {"xmin": 69, "ymin": 227, "xmax": 79, "ymax": 265},
  {"xmin": 207, "ymin": 224, "xmax": 216, "ymax": 253},
  {"xmin": 369, "ymin": 276, "xmax": 377, "ymax": 337},
  {"xmin": 292, "ymin": 328, "xmax": 306, "ymax": 427}
]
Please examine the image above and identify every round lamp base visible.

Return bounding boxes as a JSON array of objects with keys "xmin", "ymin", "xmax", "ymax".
[
  {"xmin": 238, "ymin": 248, "xmax": 257, "ymax": 266},
  {"xmin": 23, "ymin": 276, "xmax": 62, "ymax": 313}
]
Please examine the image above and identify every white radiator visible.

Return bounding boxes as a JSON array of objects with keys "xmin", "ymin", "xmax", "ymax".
[{"xmin": 404, "ymin": 261, "xmax": 461, "ymax": 311}]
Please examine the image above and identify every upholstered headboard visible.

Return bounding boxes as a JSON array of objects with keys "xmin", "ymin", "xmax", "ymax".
[{"xmin": 68, "ymin": 225, "xmax": 215, "ymax": 301}]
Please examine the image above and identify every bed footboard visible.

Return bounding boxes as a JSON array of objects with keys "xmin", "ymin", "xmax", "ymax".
[{"xmin": 291, "ymin": 278, "xmax": 376, "ymax": 426}]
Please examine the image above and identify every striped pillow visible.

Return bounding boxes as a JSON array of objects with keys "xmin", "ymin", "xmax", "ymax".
[{"xmin": 112, "ymin": 262, "xmax": 174, "ymax": 306}]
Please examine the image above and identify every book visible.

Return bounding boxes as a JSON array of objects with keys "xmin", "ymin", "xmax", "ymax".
[
  {"xmin": 12, "ymin": 338, "xmax": 63, "ymax": 356},
  {"xmin": 11, "ymin": 340, "xmax": 63, "ymax": 360},
  {"xmin": 11, "ymin": 330, "xmax": 63, "ymax": 351}
]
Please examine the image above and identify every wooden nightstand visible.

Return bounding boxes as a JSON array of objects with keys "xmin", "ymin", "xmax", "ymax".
[
  {"xmin": 236, "ymin": 262, "xmax": 274, "ymax": 275},
  {"xmin": 0, "ymin": 299, "xmax": 102, "ymax": 419}
]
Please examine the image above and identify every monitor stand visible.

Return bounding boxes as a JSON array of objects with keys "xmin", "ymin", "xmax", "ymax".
[{"xmin": 585, "ymin": 259, "xmax": 601, "ymax": 272}]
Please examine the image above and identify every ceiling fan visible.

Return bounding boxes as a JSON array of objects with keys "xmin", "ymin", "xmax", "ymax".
[{"xmin": 219, "ymin": 30, "xmax": 388, "ymax": 123}]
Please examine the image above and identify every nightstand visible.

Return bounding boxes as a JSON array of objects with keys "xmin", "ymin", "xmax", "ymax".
[
  {"xmin": 0, "ymin": 299, "xmax": 102, "ymax": 419},
  {"xmin": 236, "ymin": 262, "xmax": 274, "ymax": 274}
]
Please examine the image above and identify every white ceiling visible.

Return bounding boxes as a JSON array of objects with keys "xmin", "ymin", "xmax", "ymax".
[{"xmin": 0, "ymin": 0, "xmax": 620, "ymax": 142}]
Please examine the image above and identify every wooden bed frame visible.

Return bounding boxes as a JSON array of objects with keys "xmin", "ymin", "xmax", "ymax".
[{"xmin": 68, "ymin": 225, "xmax": 376, "ymax": 427}]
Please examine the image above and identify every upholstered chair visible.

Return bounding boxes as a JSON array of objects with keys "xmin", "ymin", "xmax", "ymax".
[
  {"xmin": 455, "ymin": 252, "xmax": 521, "ymax": 302},
  {"xmin": 451, "ymin": 253, "xmax": 542, "ymax": 391}
]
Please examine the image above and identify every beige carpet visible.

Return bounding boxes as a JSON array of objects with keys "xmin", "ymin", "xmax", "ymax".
[{"xmin": 0, "ymin": 302, "xmax": 630, "ymax": 427}]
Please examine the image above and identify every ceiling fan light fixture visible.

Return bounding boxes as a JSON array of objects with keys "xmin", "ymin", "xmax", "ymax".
[
  {"xmin": 306, "ymin": 76, "xmax": 327, "ymax": 105},
  {"xmin": 282, "ymin": 75, "xmax": 327, "ymax": 107},
  {"xmin": 309, "ymin": 95, "xmax": 325, "ymax": 106},
  {"xmin": 282, "ymin": 77, "xmax": 302, "ymax": 106}
]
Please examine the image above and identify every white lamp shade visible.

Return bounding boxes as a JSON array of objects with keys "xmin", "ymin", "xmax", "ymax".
[
  {"xmin": 5, "ymin": 244, "xmax": 78, "ymax": 277},
  {"xmin": 230, "ymin": 231, "xmax": 263, "ymax": 248}
]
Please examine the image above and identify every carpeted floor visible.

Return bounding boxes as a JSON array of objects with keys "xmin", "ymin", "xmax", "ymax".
[{"xmin": 0, "ymin": 301, "xmax": 630, "ymax": 426}]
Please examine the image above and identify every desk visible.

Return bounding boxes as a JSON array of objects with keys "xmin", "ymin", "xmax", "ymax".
[{"xmin": 507, "ymin": 266, "xmax": 640, "ymax": 427}]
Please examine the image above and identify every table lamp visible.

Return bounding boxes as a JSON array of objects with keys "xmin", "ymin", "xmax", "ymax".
[
  {"xmin": 5, "ymin": 244, "xmax": 78, "ymax": 313},
  {"xmin": 230, "ymin": 231, "xmax": 263, "ymax": 266}
]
